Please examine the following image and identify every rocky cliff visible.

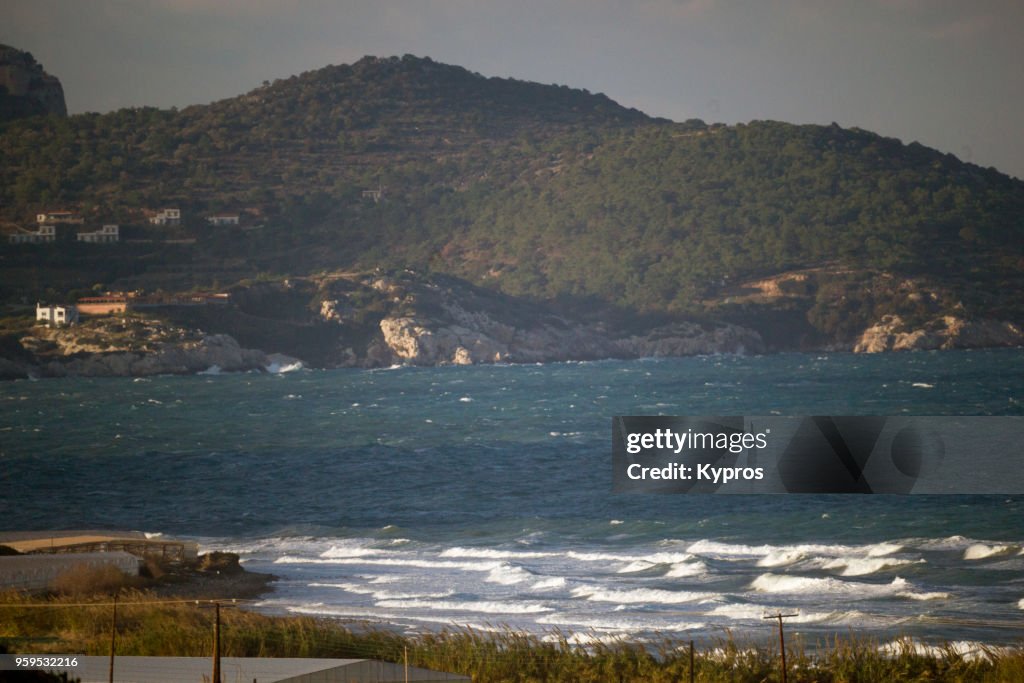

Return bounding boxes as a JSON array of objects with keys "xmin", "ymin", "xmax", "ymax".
[
  {"xmin": 853, "ymin": 315, "xmax": 1024, "ymax": 353},
  {"xmin": 330, "ymin": 272, "xmax": 765, "ymax": 366},
  {"xmin": 0, "ymin": 45, "xmax": 67, "ymax": 119},
  {"xmin": 1, "ymin": 317, "xmax": 297, "ymax": 379}
]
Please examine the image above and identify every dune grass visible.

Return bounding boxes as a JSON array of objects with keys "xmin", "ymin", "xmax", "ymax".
[{"xmin": 0, "ymin": 590, "xmax": 1021, "ymax": 682}]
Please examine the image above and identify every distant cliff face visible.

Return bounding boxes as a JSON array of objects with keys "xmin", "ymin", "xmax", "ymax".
[{"xmin": 0, "ymin": 44, "xmax": 67, "ymax": 119}]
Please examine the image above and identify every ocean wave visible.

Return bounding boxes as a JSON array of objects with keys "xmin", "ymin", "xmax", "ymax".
[
  {"xmin": 375, "ymin": 598, "xmax": 553, "ymax": 614},
  {"xmin": 879, "ymin": 638, "xmax": 1018, "ymax": 662},
  {"xmin": 750, "ymin": 574, "xmax": 948, "ymax": 601},
  {"xmin": 705, "ymin": 604, "xmax": 865, "ymax": 624},
  {"xmin": 567, "ymin": 550, "xmax": 698, "ymax": 564},
  {"xmin": 756, "ymin": 549, "xmax": 808, "ymax": 567},
  {"xmin": 688, "ymin": 539, "xmax": 902, "ymax": 560},
  {"xmin": 571, "ymin": 586, "xmax": 716, "ymax": 604},
  {"xmin": 266, "ymin": 360, "xmax": 304, "ymax": 374},
  {"xmin": 274, "ymin": 555, "xmax": 503, "ymax": 571},
  {"xmin": 963, "ymin": 543, "xmax": 1017, "ymax": 560},
  {"xmin": 820, "ymin": 557, "xmax": 924, "ymax": 576},
  {"xmin": 486, "ymin": 563, "xmax": 533, "ymax": 585},
  {"xmin": 440, "ymin": 547, "xmax": 556, "ymax": 559},
  {"xmin": 532, "ymin": 577, "xmax": 567, "ymax": 591},
  {"xmin": 665, "ymin": 560, "xmax": 708, "ymax": 578},
  {"xmin": 321, "ymin": 544, "xmax": 388, "ymax": 558},
  {"xmin": 309, "ymin": 582, "xmax": 454, "ymax": 600},
  {"xmin": 536, "ymin": 613, "xmax": 706, "ymax": 633}
]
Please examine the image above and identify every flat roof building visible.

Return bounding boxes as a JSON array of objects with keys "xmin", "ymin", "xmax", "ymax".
[
  {"xmin": 38, "ymin": 656, "xmax": 471, "ymax": 682},
  {"xmin": 77, "ymin": 224, "xmax": 120, "ymax": 243},
  {"xmin": 36, "ymin": 303, "xmax": 79, "ymax": 326}
]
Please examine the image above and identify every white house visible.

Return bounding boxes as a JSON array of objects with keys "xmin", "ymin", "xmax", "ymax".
[
  {"xmin": 8, "ymin": 224, "xmax": 56, "ymax": 243},
  {"xmin": 206, "ymin": 213, "xmax": 240, "ymax": 226},
  {"xmin": 148, "ymin": 208, "xmax": 181, "ymax": 225},
  {"xmin": 77, "ymin": 224, "xmax": 120, "ymax": 243},
  {"xmin": 36, "ymin": 303, "xmax": 79, "ymax": 326}
]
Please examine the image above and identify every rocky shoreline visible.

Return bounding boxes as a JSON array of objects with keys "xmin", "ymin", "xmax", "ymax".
[
  {"xmin": 2, "ymin": 270, "xmax": 1022, "ymax": 379},
  {"xmin": 2, "ymin": 312, "xmax": 1022, "ymax": 380}
]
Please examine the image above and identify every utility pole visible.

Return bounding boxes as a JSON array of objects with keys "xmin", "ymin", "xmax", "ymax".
[
  {"xmin": 108, "ymin": 592, "xmax": 118, "ymax": 683},
  {"xmin": 763, "ymin": 613, "xmax": 799, "ymax": 683},
  {"xmin": 212, "ymin": 602, "xmax": 221, "ymax": 683},
  {"xmin": 688, "ymin": 639, "xmax": 695, "ymax": 683},
  {"xmin": 404, "ymin": 645, "xmax": 408, "ymax": 683}
]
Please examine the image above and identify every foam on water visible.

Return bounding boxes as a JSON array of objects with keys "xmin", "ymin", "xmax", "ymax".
[
  {"xmin": 688, "ymin": 540, "xmax": 902, "ymax": 560},
  {"xmin": 486, "ymin": 563, "xmax": 533, "ymax": 585},
  {"xmin": 820, "ymin": 557, "xmax": 924, "ymax": 576},
  {"xmin": 536, "ymin": 613, "xmax": 707, "ymax": 634},
  {"xmin": 879, "ymin": 638, "xmax": 1019, "ymax": 662},
  {"xmin": 440, "ymin": 547, "xmax": 556, "ymax": 559},
  {"xmin": 750, "ymin": 574, "xmax": 946, "ymax": 600},
  {"xmin": 571, "ymin": 586, "xmax": 717, "ymax": 605},
  {"xmin": 963, "ymin": 543, "xmax": 1017, "ymax": 560},
  {"xmin": 705, "ymin": 604, "xmax": 867, "ymax": 625},
  {"xmin": 274, "ymin": 555, "xmax": 503, "ymax": 571},
  {"xmin": 375, "ymin": 598, "xmax": 553, "ymax": 614}
]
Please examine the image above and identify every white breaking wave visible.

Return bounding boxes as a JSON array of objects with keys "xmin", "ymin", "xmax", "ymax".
[
  {"xmin": 567, "ymin": 550, "xmax": 699, "ymax": 564},
  {"xmin": 705, "ymin": 604, "xmax": 865, "ymax": 625},
  {"xmin": 321, "ymin": 544, "xmax": 387, "ymax": 558},
  {"xmin": 665, "ymin": 561, "xmax": 708, "ymax": 578},
  {"xmin": 688, "ymin": 539, "xmax": 902, "ymax": 560},
  {"xmin": 310, "ymin": 583, "xmax": 455, "ymax": 600},
  {"xmin": 571, "ymin": 586, "xmax": 717, "ymax": 605},
  {"xmin": 274, "ymin": 555, "xmax": 503, "ymax": 571},
  {"xmin": 536, "ymin": 613, "xmax": 706, "ymax": 633},
  {"xmin": 532, "ymin": 577, "xmax": 567, "ymax": 591},
  {"xmin": 756, "ymin": 549, "xmax": 808, "ymax": 567},
  {"xmin": 265, "ymin": 355, "xmax": 304, "ymax": 373},
  {"xmin": 440, "ymin": 547, "xmax": 556, "ymax": 560},
  {"xmin": 486, "ymin": 563, "xmax": 533, "ymax": 585},
  {"xmin": 963, "ymin": 543, "xmax": 1016, "ymax": 560},
  {"xmin": 617, "ymin": 560, "xmax": 663, "ymax": 573},
  {"xmin": 821, "ymin": 557, "xmax": 924, "ymax": 576},
  {"xmin": 375, "ymin": 598, "xmax": 553, "ymax": 614},
  {"xmin": 750, "ymin": 574, "xmax": 948, "ymax": 600},
  {"xmin": 880, "ymin": 638, "xmax": 1019, "ymax": 662}
]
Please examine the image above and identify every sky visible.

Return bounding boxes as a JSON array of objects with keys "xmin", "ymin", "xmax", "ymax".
[{"xmin": 4, "ymin": 0, "xmax": 1023, "ymax": 178}]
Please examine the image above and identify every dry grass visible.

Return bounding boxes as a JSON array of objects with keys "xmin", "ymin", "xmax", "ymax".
[{"xmin": 0, "ymin": 590, "xmax": 1021, "ymax": 682}]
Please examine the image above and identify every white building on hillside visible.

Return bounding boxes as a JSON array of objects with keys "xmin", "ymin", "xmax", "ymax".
[
  {"xmin": 206, "ymin": 213, "xmax": 239, "ymax": 226},
  {"xmin": 148, "ymin": 208, "xmax": 181, "ymax": 225},
  {"xmin": 8, "ymin": 224, "xmax": 56, "ymax": 243},
  {"xmin": 77, "ymin": 224, "xmax": 120, "ymax": 243},
  {"xmin": 36, "ymin": 303, "xmax": 79, "ymax": 326}
]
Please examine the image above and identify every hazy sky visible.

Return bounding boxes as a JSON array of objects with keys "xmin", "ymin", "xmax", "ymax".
[{"xmin": 5, "ymin": 0, "xmax": 1023, "ymax": 178}]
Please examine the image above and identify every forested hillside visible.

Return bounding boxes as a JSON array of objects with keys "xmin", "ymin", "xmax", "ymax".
[{"xmin": 2, "ymin": 53, "xmax": 1022, "ymax": 348}]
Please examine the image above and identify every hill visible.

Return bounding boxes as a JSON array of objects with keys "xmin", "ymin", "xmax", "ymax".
[
  {"xmin": 0, "ymin": 44, "xmax": 66, "ymax": 121},
  {"xmin": 1, "ymin": 53, "xmax": 1022, "ymax": 358}
]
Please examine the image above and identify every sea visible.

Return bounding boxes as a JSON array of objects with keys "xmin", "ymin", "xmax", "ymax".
[{"xmin": 2, "ymin": 350, "xmax": 1023, "ymax": 652}]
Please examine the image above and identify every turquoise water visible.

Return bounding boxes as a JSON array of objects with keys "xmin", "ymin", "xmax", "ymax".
[{"xmin": 2, "ymin": 350, "xmax": 1023, "ymax": 646}]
